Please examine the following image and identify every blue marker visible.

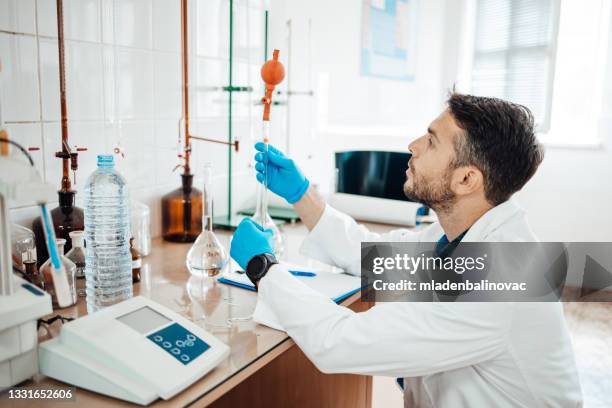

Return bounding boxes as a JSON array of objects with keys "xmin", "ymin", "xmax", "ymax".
[{"xmin": 289, "ymin": 270, "xmax": 317, "ymax": 277}]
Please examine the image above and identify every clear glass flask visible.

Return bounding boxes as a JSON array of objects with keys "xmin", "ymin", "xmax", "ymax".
[
  {"xmin": 251, "ymin": 123, "xmax": 284, "ymax": 258},
  {"xmin": 186, "ymin": 163, "xmax": 228, "ymax": 277},
  {"xmin": 41, "ymin": 238, "xmax": 77, "ymax": 308}
]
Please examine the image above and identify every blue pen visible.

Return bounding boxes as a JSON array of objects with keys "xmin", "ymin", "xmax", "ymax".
[{"xmin": 289, "ymin": 270, "xmax": 317, "ymax": 277}]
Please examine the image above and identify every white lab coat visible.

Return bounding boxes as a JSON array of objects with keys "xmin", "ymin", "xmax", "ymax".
[{"xmin": 253, "ymin": 199, "xmax": 583, "ymax": 407}]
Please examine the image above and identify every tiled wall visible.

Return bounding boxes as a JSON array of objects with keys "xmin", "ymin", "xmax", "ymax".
[{"xmin": 1, "ymin": 0, "xmax": 271, "ymax": 237}]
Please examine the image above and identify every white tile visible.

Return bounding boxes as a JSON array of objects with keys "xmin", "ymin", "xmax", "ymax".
[
  {"xmin": 35, "ymin": 0, "xmax": 57, "ymax": 37},
  {"xmin": 153, "ymin": 119, "xmax": 180, "ymax": 185},
  {"xmin": 116, "ymin": 48, "xmax": 154, "ymax": 120},
  {"xmin": 66, "ymin": 41, "xmax": 104, "ymax": 120},
  {"xmin": 0, "ymin": 33, "xmax": 40, "ymax": 122},
  {"xmin": 100, "ymin": 0, "xmax": 113, "ymax": 44},
  {"xmin": 195, "ymin": 57, "xmax": 227, "ymax": 118},
  {"xmin": 38, "ymin": 38, "xmax": 60, "ymax": 121},
  {"xmin": 196, "ymin": 0, "xmax": 229, "ymax": 59},
  {"xmin": 3, "ymin": 123, "xmax": 45, "ymax": 177},
  {"xmin": 41, "ymin": 122, "xmax": 61, "ymax": 188},
  {"xmin": 233, "ymin": 4, "xmax": 265, "ymax": 63},
  {"xmin": 113, "ymin": 120, "xmax": 155, "ymax": 189},
  {"xmin": 0, "ymin": 0, "xmax": 36, "ymax": 34},
  {"xmin": 153, "ymin": 119, "xmax": 180, "ymax": 150},
  {"xmin": 36, "ymin": 0, "xmax": 100, "ymax": 41},
  {"xmin": 40, "ymin": 40, "xmax": 105, "ymax": 122},
  {"xmin": 101, "ymin": 45, "xmax": 116, "ymax": 121},
  {"xmin": 153, "ymin": 52, "xmax": 181, "ymax": 119},
  {"xmin": 189, "ymin": 118, "xmax": 228, "ymax": 176},
  {"xmin": 154, "ymin": 146, "xmax": 180, "ymax": 185},
  {"xmin": 114, "ymin": 0, "xmax": 152, "ymax": 49},
  {"xmin": 152, "ymin": 0, "xmax": 179, "ymax": 52},
  {"xmin": 64, "ymin": 0, "xmax": 101, "ymax": 42}
]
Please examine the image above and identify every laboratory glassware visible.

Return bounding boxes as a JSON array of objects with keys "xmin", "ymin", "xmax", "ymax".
[
  {"xmin": 41, "ymin": 238, "xmax": 77, "ymax": 308},
  {"xmin": 187, "ymin": 163, "xmax": 228, "ymax": 277},
  {"xmin": 24, "ymin": 259, "xmax": 44, "ymax": 289},
  {"xmin": 131, "ymin": 201, "xmax": 151, "ymax": 256},
  {"xmin": 65, "ymin": 230, "xmax": 86, "ymax": 297},
  {"xmin": 162, "ymin": 174, "xmax": 203, "ymax": 242},
  {"xmin": 252, "ymin": 49, "xmax": 286, "ymax": 257},
  {"xmin": 84, "ymin": 155, "xmax": 132, "ymax": 313},
  {"xmin": 32, "ymin": 192, "xmax": 84, "ymax": 267},
  {"xmin": 11, "ymin": 224, "xmax": 35, "ymax": 272}
]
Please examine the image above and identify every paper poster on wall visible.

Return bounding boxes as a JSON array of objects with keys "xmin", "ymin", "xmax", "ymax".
[{"xmin": 361, "ymin": 0, "xmax": 418, "ymax": 81}]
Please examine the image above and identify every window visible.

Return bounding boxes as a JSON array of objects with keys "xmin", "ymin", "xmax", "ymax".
[{"xmin": 471, "ymin": 0, "xmax": 560, "ymax": 131}]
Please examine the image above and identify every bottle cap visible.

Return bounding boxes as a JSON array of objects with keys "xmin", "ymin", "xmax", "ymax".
[
  {"xmin": 69, "ymin": 230, "xmax": 85, "ymax": 248},
  {"xmin": 56, "ymin": 238, "xmax": 67, "ymax": 254},
  {"xmin": 97, "ymin": 154, "xmax": 114, "ymax": 167}
]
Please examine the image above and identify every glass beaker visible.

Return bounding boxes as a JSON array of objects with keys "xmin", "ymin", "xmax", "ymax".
[
  {"xmin": 41, "ymin": 238, "xmax": 77, "ymax": 308},
  {"xmin": 186, "ymin": 163, "xmax": 228, "ymax": 277},
  {"xmin": 131, "ymin": 201, "xmax": 151, "ymax": 256}
]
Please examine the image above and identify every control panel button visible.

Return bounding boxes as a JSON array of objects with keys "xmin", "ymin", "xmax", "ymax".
[{"xmin": 147, "ymin": 323, "xmax": 211, "ymax": 365}]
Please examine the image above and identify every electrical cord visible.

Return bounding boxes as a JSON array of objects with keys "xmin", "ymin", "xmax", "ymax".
[
  {"xmin": 0, "ymin": 137, "xmax": 34, "ymax": 166},
  {"xmin": 38, "ymin": 315, "xmax": 75, "ymax": 334}
]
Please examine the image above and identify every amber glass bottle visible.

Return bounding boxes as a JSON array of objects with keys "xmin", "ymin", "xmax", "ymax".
[
  {"xmin": 161, "ymin": 174, "xmax": 202, "ymax": 242},
  {"xmin": 32, "ymin": 191, "xmax": 84, "ymax": 267}
]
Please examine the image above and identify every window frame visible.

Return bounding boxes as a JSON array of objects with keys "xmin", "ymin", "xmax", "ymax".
[{"xmin": 469, "ymin": 0, "xmax": 562, "ymax": 133}]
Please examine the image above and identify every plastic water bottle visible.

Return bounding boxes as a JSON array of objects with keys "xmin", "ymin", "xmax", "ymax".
[{"xmin": 84, "ymin": 155, "xmax": 132, "ymax": 313}]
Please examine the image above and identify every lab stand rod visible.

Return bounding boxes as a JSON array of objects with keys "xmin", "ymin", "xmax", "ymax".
[
  {"xmin": 179, "ymin": 0, "xmax": 238, "ymax": 178},
  {"xmin": 180, "ymin": 0, "xmax": 191, "ymax": 175},
  {"xmin": 227, "ymin": 0, "xmax": 234, "ymax": 222},
  {"xmin": 56, "ymin": 0, "xmax": 70, "ymax": 192}
]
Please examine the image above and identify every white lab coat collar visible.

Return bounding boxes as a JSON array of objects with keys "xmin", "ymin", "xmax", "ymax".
[
  {"xmin": 416, "ymin": 198, "xmax": 525, "ymax": 243},
  {"xmin": 461, "ymin": 198, "xmax": 524, "ymax": 242}
]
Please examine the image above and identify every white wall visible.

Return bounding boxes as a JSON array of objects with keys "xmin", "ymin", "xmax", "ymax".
[
  {"xmin": 274, "ymin": 0, "xmax": 612, "ymax": 242},
  {"xmin": 269, "ymin": 0, "xmax": 448, "ymax": 196}
]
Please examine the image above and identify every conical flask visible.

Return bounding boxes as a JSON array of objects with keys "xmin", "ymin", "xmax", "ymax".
[{"xmin": 186, "ymin": 163, "xmax": 228, "ymax": 276}]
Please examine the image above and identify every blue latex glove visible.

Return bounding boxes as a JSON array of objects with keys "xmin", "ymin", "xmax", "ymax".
[
  {"xmin": 254, "ymin": 142, "xmax": 309, "ymax": 204},
  {"xmin": 230, "ymin": 218, "xmax": 275, "ymax": 270}
]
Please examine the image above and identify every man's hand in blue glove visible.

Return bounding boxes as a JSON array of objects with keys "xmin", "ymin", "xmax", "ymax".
[
  {"xmin": 254, "ymin": 142, "xmax": 309, "ymax": 204},
  {"xmin": 230, "ymin": 218, "xmax": 275, "ymax": 270}
]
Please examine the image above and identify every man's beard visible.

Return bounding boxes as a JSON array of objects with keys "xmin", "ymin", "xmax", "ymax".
[{"xmin": 403, "ymin": 167, "xmax": 456, "ymax": 213}]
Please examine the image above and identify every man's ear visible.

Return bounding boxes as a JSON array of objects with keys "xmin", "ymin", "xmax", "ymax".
[{"xmin": 451, "ymin": 165, "xmax": 484, "ymax": 196}]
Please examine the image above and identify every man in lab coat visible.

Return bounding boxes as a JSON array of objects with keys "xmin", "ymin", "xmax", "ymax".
[{"xmin": 230, "ymin": 93, "xmax": 582, "ymax": 407}]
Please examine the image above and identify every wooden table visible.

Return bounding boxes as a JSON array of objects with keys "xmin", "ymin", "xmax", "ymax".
[{"xmin": 3, "ymin": 222, "xmax": 374, "ymax": 407}]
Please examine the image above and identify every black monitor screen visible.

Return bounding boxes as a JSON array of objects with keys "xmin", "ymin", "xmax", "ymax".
[{"xmin": 335, "ymin": 151, "xmax": 414, "ymax": 202}]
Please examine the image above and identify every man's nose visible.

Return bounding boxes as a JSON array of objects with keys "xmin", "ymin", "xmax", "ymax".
[{"xmin": 408, "ymin": 138, "xmax": 420, "ymax": 157}]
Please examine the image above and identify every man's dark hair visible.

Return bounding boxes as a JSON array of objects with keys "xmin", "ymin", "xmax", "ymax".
[{"xmin": 447, "ymin": 93, "xmax": 544, "ymax": 206}]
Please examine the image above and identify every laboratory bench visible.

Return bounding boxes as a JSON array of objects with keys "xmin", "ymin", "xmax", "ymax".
[{"xmin": 4, "ymin": 222, "xmax": 377, "ymax": 408}]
